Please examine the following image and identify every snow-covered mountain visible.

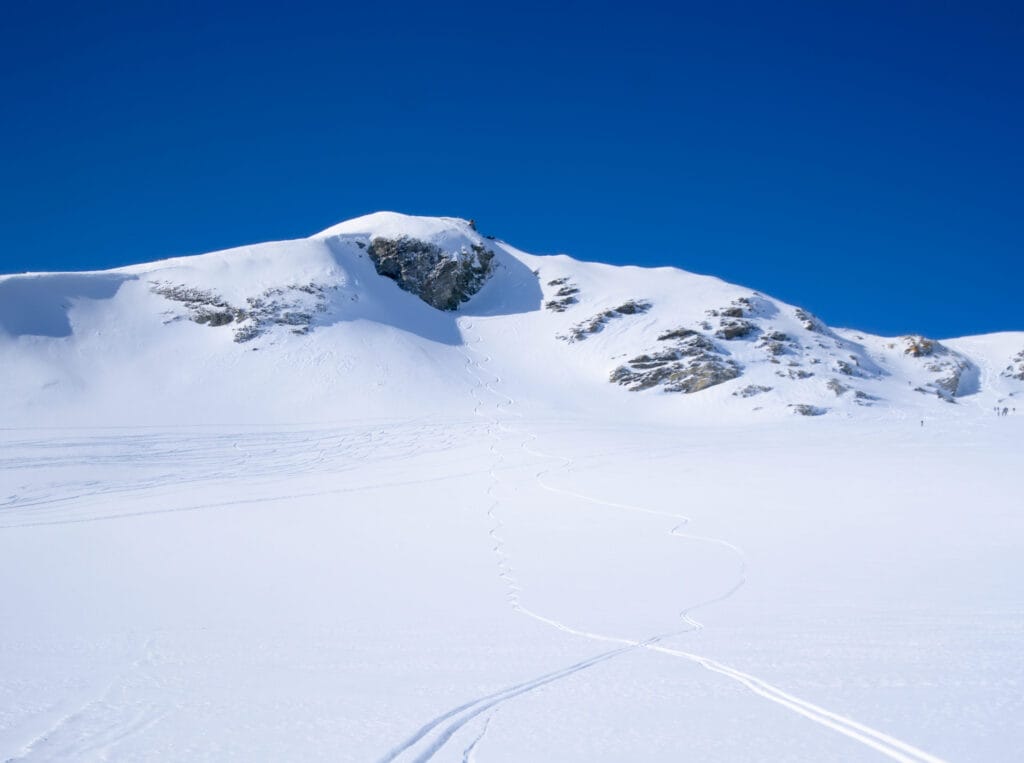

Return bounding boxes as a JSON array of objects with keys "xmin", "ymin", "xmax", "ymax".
[
  {"xmin": 2, "ymin": 213, "xmax": 1022, "ymax": 763},
  {"xmin": 1, "ymin": 211, "xmax": 1021, "ymax": 427}
]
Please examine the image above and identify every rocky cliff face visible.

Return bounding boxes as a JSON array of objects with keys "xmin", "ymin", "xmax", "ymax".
[
  {"xmin": 899, "ymin": 335, "xmax": 974, "ymax": 400},
  {"xmin": 610, "ymin": 331, "xmax": 741, "ymax": 393},
  {"xmin": 365, "ymin": 236, "xmax": 495, "ymax": 311},
  {"xmin": 1003, "ymin": 349, "xmax": 1024, "ymax": 381}
]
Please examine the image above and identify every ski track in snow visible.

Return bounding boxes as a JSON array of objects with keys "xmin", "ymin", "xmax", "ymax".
[
  {"xmin": 4, "ymin": 638, "xmax": 166, "ymax": 763},
  {"xmin": 460, "ymin": 712, "xmax": 493, "ymax": 763},
  {"xmin": 381, "ymin": 317, "xmax": 949, "ymax": 762},
  {"xmin": 0, "ymin": 423, "xmax": 474, "ymax": 529}
]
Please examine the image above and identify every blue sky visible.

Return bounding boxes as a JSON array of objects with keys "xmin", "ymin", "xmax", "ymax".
[{"xmin": 1, "ymin": 1, "xmax": 1021, "ymax": 337}]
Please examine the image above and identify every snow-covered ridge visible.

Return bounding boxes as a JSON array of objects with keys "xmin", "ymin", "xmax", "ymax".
[{"xmin": 0, "ymin": 211, "xmax": 1021, "ymax": 426}]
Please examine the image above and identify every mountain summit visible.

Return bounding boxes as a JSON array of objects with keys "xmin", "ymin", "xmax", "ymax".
[{"xmin": 0, "ymin": 212, "xmax": 1020, "ymax": 426}]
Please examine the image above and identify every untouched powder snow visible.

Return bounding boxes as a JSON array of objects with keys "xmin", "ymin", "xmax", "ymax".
[{"xmin": 1, "ymin": 213, "xmax": 1022, "ymax": 761}]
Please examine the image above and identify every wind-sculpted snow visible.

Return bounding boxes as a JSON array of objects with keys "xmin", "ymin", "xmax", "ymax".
[{"xmin": 0, "ymin": 272, "xmax": 134, "ymax": 338}]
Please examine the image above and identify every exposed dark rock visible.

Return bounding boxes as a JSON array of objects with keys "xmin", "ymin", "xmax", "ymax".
[
  {"xmin": 1002, "ymin": 350, "xmax": 1024, "ymax": 381},
  {"xmin": 706, "ymin": 296, "xmax": 776, "ymax": 341},
  {"xmin": 614, "ymin": 299, "xmax": 651, "ymax": 315},
  {"xmin": 761, "ymin": 327, "xmax": 790, "ymax": 350},
  {"xmin": 545, "ymin": 279, "xmax": 581, "ymax": 312},
  {"xmin": 776, "ymin": 368, "xmax": 815, "ymax": 380},
  {"xmin": 902, "ymin": 335, "xmax": 936, "ymax": 357},
  {"xmin": 151, "ymin": 283, "xmax": 246, "ymax": 327},
  {"xmin": 794, "ymin": 308, "xmax": 825, "ymax": 333},
  {"xmin": 545, "ymin": 298, "xmax": 577, "ymax": 312},
  {"xmin": 558, "ymin": 300, "xmax": 652, "ymax": 342},
  {"xmin": 715, "ymin": 318, "xmax": 757, "ymax": 340},
  {"xmin": 194, "ymin": 310, "xmax": 237, "ymax": 327},
  {"xmin": 609, "ymin": 332, "xmax": 741, "ymax": 393},
  {"xmin": 657, "ymin": 328, "xmax": 699, "ymax": 342},
  {"xmin": 826, "ymin": 379, "xmax": 850, "ymax": 396},
  {"xmin": 151, "ymin": 281, "xmax": 333, "ymax": 343},
  {"xmin": 366, "ymin": 236, "xmax": 494, "ymax": 311},
  {"xmin": 900, "ymin": 336, "xmax": 973, "ymax": 399},
  {"xmin": 236, "ymin": 284, "xmax": 332, "ymax": 342},
  {"xmin": 733, "ymin": 384, "xmax": 772, "ymax": 398},
  {"xmin": 834, "ymin": 357, "xmax": 874, "ymax": 378},
  {"xmin": 790, "ymin": 404, "xmax": 827, "ymax": 416},
  {"xmin": 929, "ymin": 362, "xmax": 968, "ymax": 398},
  {"xmin": 734, "ymin": 294, "xmax": 779, "ymax": 318},
  {"xmin": 757, "ymin": 330, "xmax": 793, "ymax": 359}
]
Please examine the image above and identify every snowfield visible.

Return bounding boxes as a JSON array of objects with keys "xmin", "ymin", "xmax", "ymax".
[{"xmin": 1, "ymin": 213, "xmax": 1021, "ymax": 761}]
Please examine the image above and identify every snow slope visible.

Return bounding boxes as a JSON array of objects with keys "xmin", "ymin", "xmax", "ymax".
[
  {"xmin": 2, "ymin": 211, "xmax": 1021, "ymax": 428},
  {"xmin": 1, "ymin": 213, "xmax": 1022, "ymax": 761}
]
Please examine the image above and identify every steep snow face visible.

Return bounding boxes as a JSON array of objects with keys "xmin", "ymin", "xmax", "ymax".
[{"xmin": 0, "ymin": 211, "xmax": 1021, "ymax": 426}]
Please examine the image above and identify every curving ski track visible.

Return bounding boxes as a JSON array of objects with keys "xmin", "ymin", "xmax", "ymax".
[{"xmin": 381, "ymin": 318, "xmax": 946, "ymax": 762}]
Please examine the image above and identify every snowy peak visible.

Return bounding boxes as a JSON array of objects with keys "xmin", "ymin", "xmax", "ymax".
[
  {"xmin": 313, "ymin": 211, "xmax": 482, "ymax": 246},
  {"xmin": 314, "ymin": 212, "xmax": 499, "ymax": 310},
  {"xmin": 0, "ymin": 212, "xmax": 1022, "ymax": 426}
]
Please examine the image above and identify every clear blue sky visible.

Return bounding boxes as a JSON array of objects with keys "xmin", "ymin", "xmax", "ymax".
[{"xmin": 2, "ymin": 1, "xmax": 1021, "ymax": 337}]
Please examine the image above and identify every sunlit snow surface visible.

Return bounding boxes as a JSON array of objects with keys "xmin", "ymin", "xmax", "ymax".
[{"xmin": 1, "ymin": 214, "xmax": 1022, "ymax": 761}]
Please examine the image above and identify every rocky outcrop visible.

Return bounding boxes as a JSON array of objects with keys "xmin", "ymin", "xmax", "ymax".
[
  {"xmin": 853, "ymin": 390, "xmax": 878, "ymax": 406},
  {"xmin": 835, "ymin": 358, "xmax": 870, "ymax": 378},
  {"xmin": 715, "ymin": 318, "xmax": 757, "ymax": 340},
  {"xmin": 657, "ymin": 328, "xmax": 699, "ymax": 342},
  {"xmin": 790, "ymin": 404, "xmax": 827, "ymax": 416},
  {"xmin": 794, "ymin": 308, "xmax": 826, "ymax": 333},
  {"xmin": 706, "ymin": 297, "xmax": 766, "ymax": 341},
  {"xmin": 545, "ymin": 277, "xmax": 580, "ymax": 312},
  {"xmin": 151, "ymin": 284, "xmax": 244, "ymax": 328},
  {"xmin": 826, "ymin": 378, "xmax": 850, "ymax": 396},
  {"xmin": 900, "ymin": 335, "xmax": 973, "ymax": 400},
  {"xmin": 558, "ymin": 300, "xmax": 652, "ymax": 342},
  {"xmin": 1002, "ymin": 350, "xmax": 1024, "ymax": 381},
  {"xmin": 776, "ymin": 368, "xmax": 814, "ymax": 380},
  {"xmin": 902, "ymin": 335, "xmax": 937, "ymax": 358},
  {"xmin": 609, "ymin": 332, "xmax": 740, "ymax": 393},
  {"xmin": 151, "ymin": 281, "xmax": 332, "ymax": 343},
  {"xmin": 733, "ymin": 384, "xmax": 772, "ymax": 398},
  {"xmin": 366, "ymin": 236, "xmax": 494, "ymax": 311},
  {"xmin": 757, "ymin": 330, "xmax": 793, "ymax": 358}
]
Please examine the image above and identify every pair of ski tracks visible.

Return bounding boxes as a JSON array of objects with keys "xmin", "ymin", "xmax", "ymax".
[{"xmin": 382, "ymin": 320, "xmax": 945, "ymax": 763}]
